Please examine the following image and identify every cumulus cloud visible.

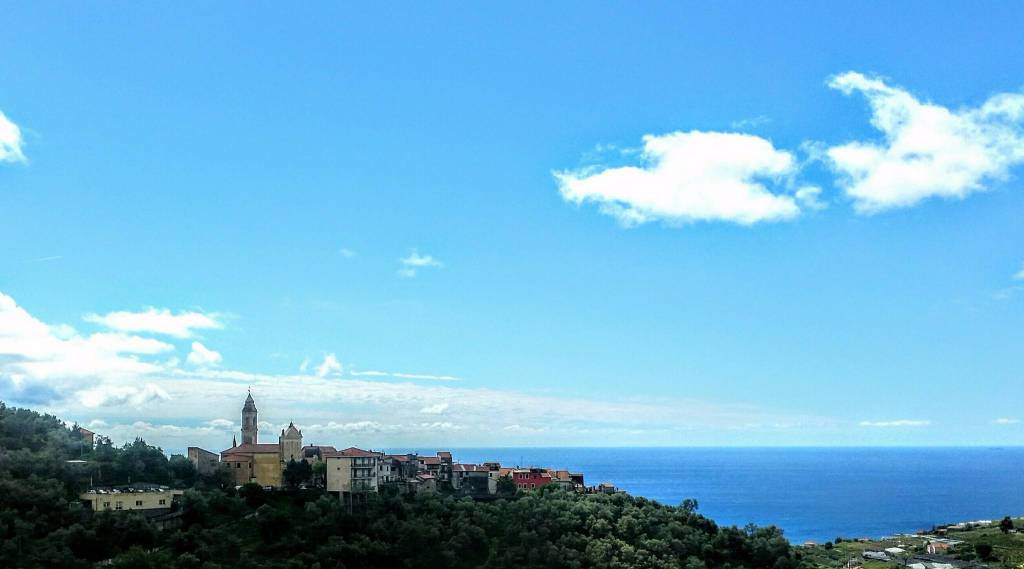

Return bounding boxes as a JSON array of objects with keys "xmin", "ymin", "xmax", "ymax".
[
  {"xmin": 0, "ymin": 293, "xmax": 169, "ymax": 392},
  {"xmin": 84, "ymin": 307, "xmax": 222, "ymax": 338},
  {"xmin": 186, "ymin": 342, "xmax": 222, "ymax": 367},
  {"xmin": 827, "ymin": 71, "xmax": 1024, "ymax": 212},
  {"xmin": 315, "ymin": 353, "xmax": 343, "ymax": 378},
  {"xmin": 556, "ymin": 131, "xmax": 802, "ymax": 226},
  {"xmin": 859, "ymin": 419, "xmax": 931, "ymax": 428},
  {"xmin": 398, "ymin": 249, "xmax": 443, "ymax": 277},
  {"xmin": 419, "ymin": 402, "xmax": 449, "ymax": 414},
  {"xmin": 206, "ymin": 418, "xmax": 235, "ymax": 429},
  {"xmin": 78, "ymin": 384, "xmax": 170, "ymax": 408},
  {"xmin": 0, "ymin": 109, "xmax": 26, "ymax": 163}
]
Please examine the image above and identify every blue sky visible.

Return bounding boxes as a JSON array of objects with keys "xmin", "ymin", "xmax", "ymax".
[{"xmin": 1, "ymin": 3, "xmax": 1023, "ymax": 452}]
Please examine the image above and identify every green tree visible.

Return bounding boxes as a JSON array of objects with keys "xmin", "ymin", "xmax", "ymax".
[
  {"xmin": 283, "ymin": 459, "xmax": 313, "ymax": 489},
  {"xmin": 168, "ymin": 454, "xmax": 197, "ymax": 487},
  {"xmin": 1000, "ymin": 516, "xmax": 1015, "ymax": 534},
  {"xmin": 496, "ymin": 473, "xmax": 516, "ymax": 496}
]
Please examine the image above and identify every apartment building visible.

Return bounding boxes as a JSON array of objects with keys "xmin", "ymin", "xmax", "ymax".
[{"xmin": 325, "ymin": 447, "xmax": 380, "ymax": 495}]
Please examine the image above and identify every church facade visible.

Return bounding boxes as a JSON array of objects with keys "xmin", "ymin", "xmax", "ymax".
[{"xmin": 219, "ymin": 392, "xmax": 335, "ymax": 487}]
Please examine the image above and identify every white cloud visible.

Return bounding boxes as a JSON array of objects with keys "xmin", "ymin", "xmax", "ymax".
[
  {"xmin": 398, "ymin": 249, "xmax": 443, "ymax": 277},
  {"xmin": 315, "ymin": 353, "xmax": 343, "ymax": 378},
  {"xmin": 827, "ymin": 71, "xmax": 1024, "ymax": 212},
  {"xmin": 0, "ymin": 293, "xmax": 169, "ymax": 394},
  {"xmin": 0, "ymin": 109, "xmax": 26, "ymax": 164},
  {"xmin": 393, "ymin": 372, "xmax": 460, "ymax": 381},
  {"xmin": 350, "ymin": 370, "xmax": 389, "ymax": 377},
  {"xmin": 859, "ymin": 419, "xmax": 931, "ymax": 428},
  {"xmin": 0, "ymin": 289, "xmax": 829, "ymax": 449},
  {"xmin": 186, "ymin": 342, "xmax": 222, "ymax": 367},
  {"xmin": 419, "ymin": 402, "xmax": 449, "ymax": 414},
  {"xmin": 795, "ymin": 185, "xmax": 827, "ymax": 210},
  {"xmin": 84, "ymin": 307, "xmax": 222, "ymax": 338},
  {"xmin": 556, "ymin": 131, "xmax": 802, "ymax": 226},
  {"xmin": 78, "ymin": 384, "xmax": 170, "ymax": 408},
  {"xmin": 1014, "ymin": 265, "xmax": 1024, "ymax": 280},
  {"xmin": 298, "ymin": 358, "xmax": 310, "ymax": 373},
  {"xmin": 338, "ymin": 248, "xmax": 356, "ymax": 258},
  {"xmin": 993, "ymin": 418, "xmax": 1020, "ymax": 425},
  {"xmin": 730, "ymin": 115, "xmax": 771, "ymax": 130},
  {"xmin": 503, "ymin": 424, "xmax": 547, "ymax": 434}
]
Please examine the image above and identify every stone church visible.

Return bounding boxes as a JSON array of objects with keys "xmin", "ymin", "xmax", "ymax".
[{"xmin": 220, "ymin": 391, "xmax": 335, "ymax": 487}]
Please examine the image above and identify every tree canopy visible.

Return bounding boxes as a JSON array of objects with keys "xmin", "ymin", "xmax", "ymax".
[{"xmin": 0, "ymin": 401, "xmax": 808, "ymax": 569}]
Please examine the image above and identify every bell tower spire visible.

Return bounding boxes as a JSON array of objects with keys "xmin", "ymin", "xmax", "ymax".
[{"xmin": 241, "ymin": 389, "xmax": 258, "ymax": 445}]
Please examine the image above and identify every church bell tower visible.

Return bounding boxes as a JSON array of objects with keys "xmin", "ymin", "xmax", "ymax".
[{"xmin": 241, "ymin": 390, "xmax": 258, "ymax": 445}]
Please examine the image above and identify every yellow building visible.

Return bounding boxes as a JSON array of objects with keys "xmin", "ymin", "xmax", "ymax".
[
  {"xmin": 325, "ymin": 447, "xmax": 380, "ymax": 494},
  {"xmin": 221, "ymin": 443, "xmax": 283, "ymax": 487},
  {"xmin": 219, "ymin": 392, "xmax": 330, "ymax": 488},
  {"xmin": 80, "ymin": 487, "xmax": 183, "ymax": 512}
]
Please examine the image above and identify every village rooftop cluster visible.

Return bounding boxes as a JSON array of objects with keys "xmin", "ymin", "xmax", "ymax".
[{"xmin": 76, "ymin": 392, "xmax": 613, "ymax": 515}]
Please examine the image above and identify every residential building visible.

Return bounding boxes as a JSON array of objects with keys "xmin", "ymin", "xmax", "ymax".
[
  {"xmin": 386, "ymin": 454, "xmax": 419, "ymax": 480},
  {"xmin": 452, "ymin": 463, "xmax": 490, "ymax": 494},
  {"xmin": 513, "ymin": 467, "xmax": 553, "ymax": 490},
  {"xmin": 72, "ymin": 425, "xmax": 95, "ymax": 447},
  {"xmin": 80, "ymin": 486, "xmax": 183, "ymax": 513},
  {"xmin": 325, "ymin": 447, "xmax": 379, "ymax": 495}
]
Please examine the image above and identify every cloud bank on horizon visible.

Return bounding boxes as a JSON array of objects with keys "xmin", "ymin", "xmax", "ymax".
[
  {"xmin": 0, "ymin": 290, "xmax": 829, "ymax": 450},
  {"xmin": 556, "ymin": 71, "xmax": 1024, "ymax": 225}
]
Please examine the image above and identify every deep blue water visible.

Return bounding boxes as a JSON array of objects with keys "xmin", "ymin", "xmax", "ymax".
[{"xmin": 409, "ymin": 447, "xmax": 1024, "ymax": 543}]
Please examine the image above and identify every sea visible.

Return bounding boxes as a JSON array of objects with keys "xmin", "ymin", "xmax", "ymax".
[{"xmin": 409, "ymin": 447, "xmax": 1024, "ymax": 544}]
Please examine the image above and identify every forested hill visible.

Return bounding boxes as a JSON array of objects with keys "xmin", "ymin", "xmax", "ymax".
[{"xmin": 0, "ymin": 401, "xmax": 808, "ymax": 569}]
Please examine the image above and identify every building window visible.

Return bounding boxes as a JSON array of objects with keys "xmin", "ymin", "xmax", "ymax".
[
  {"xmin": 103, "ymin": 501, "xmax": 110, "ymax": 509},
  {"xmin": 135, "ymin": 500, "xmax": 143, "ymax": 507},
  {"xmin": 115, "ymin": 501, "xmax": 123, "ymax": 510}
]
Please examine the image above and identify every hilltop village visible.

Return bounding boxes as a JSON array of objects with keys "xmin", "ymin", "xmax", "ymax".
[{"xmin": 175, "ymin": 391, "xmax": 592, "ymax": 499}]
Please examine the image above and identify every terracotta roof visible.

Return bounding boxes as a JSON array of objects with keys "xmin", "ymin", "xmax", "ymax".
[
  {"xmin": 386, "ymin": 454, "xmax": 412, "ymax": 461},
  {"xmin": 324, "ymin": 447, "xmax": 379, "ymax": 458},
  {"xmin": 437, "ymin": 451, "xmax": 452, "ymax": 460},
  {"xmin": 420, "ymin": 456, "xmax": 441, "ymax": 465},
  {"xmin": 221, "ymin": 443, "xmax": 279, "ymax": 455},
  {"xmin": 454, "ymin": 464, "xmax": 487, "ymax": 472}
]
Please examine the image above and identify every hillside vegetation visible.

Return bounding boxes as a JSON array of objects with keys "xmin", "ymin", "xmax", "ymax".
[{"xmin": 0, "ymin": 401, "xmax": 806, "ymax": 569}]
